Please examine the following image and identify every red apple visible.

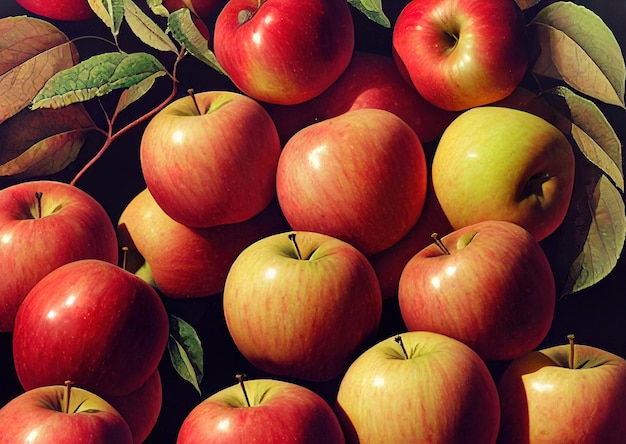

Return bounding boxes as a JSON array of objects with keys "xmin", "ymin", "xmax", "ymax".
[
  {"xmin": 177, "ymin": 377, "xmax": 345, "ymax": 443},
  {"xmin": 398, "ymin": 220, "xmax": 556, "ymax": 361},
  {"xmin": 276, "ymin": 108, "xmax": 428, "ymax": 256},
  {"xmin": 140, "ymin": 90, "xmax": 282, "ymax": 228},
  {"xmin": 107, "ymin": 370, "xmax": 163, "ymax": 444},
  {"xmin": 497, "ymin": 336, "xmax": 626, "ymax": 443},
  {"xmin": 15, "ymin": 0, "xmax": 94, "ymax": 21},
  {"xmin": 392, "ymin": 0, "xmax": 529, "ymax": 111},
  {"xmin": 213, "ymin": 0, "xmax": 354, "ymax": 105},
  {"xmin": 335, "ymin": 331, "xmax": 501, "ymax": 443},
  {"xmin": 223, "ymin": 231, "xmax": 382, "ymax": 382},
  {"xmin": 162, "ymin": 0, "xmax": 226, "ymax": 19},
  {"xmin": 0, "ymin": 180, "xmax": 118, "ymax": 332},
  {"xmin": 263, "ymin": 51, "xmax": 459, "ymax": 146},
  {"xmin": 0, "ymin": 383, "xmax": 133, "ymax": 443},
  {"xmin": 12, "ymin": 259, "xmax": 169, "ymax": 397},
  {"xmin": 117, "ymin": 188, "xmax": 290, "ymax": 298}
]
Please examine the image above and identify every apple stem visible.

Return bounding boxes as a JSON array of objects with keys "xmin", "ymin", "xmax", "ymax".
[
  {"xmin": 187, "ymin": 88, "xmax": 202, "ymax": 115},
  {"xmin": 288, "ymin": 233, "xmax": 303, "ymax": 260},
  {"xmin": 35, "ymin": 192, "xmax": 43, "ymax": 219},
  {"xmin": 568, "ymin": 334, "xmax": 575, "ymax": 369},
  {"xmin": 121, "ymin": 246, "xmax": 129, "ymax": 271},
  {"xmin": 236, "ymin": 374, "xmax": 251, "ymax": 407},
  {"xmin": 431, "ymin": 233, "xmax": 450, "ymax": 255},
  {"xmin": 394, "ymin": 335, "xmax": 409, "ymax": 359},
  {"xmin": 63, "ymin": 380, "xmax": 74, "ymax": 414}
]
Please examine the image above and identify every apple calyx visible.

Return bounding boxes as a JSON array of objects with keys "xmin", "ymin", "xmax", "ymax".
[
  {"xmin": 522, "ymin": 172, "xmax": 551, "ymax": 199},
  {"xmin": 394, "ymin": 335, "xmax": 409, "ymax": 359},
  {"xmin": 288, "ymin": 233, "xmax": 303, "ymax": 260},
  {"xmin": 430, "ymin": 233, "xmax": 450, "ymax": 255},
  {"xmin": 236, "ymin": 373, "xmax": 251, "ymax": 407},
  {"xmin": 35, "ymin": 191, "xmax": 43, "ymax": 219}
]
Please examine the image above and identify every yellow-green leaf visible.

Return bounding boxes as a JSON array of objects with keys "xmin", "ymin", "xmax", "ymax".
[
  {"xmin": 168, "ymin": 314, "xmax": 203, "ymax": 395},
  {"xmin": 348, "ymin": 0, "xmax": 390, "ymax": 28},
  {"xmin": 530, "ymin": 1, "xmax": 626, "ymax": 107},
  {"xmin": 124, "ymin": 0, "xmax": 178, "ymax": 53},
  {"xmin": 114, "ymin": 71, "xmax": 165, "ymax": 115},
  {"xmin": 31, "ymin": 52, "xmax": 167, "ymax": 110},
  {"xmin": 88, "ymin": 0, "xmax": 125, "ymax": 36},
  {"xmin": 146, "ymin": 0, "xmax": 170, "ymax": 17}
]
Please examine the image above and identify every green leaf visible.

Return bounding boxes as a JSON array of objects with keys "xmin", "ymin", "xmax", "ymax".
[
  {"xmin": 88, "ymin": 0, "xmax": 125, "ymax": 37},
  {"xmin": 124, "ymin": 0, "xmax": 178, "ymax": 53},
  {"xmin": 168, "ymin": 314, "xmax": 204, "ymax": 394},
  {"xmin": 348, "ymin": 0, "xmax": 390, "ymax": 28},
  {"xmin": 114, "ymin": 71, "xmax": 165, "ymax": 115},
  {"xmin": 167, "ymin": 8, "xmax": 227, "ymax": 75},
  {"xmin": 146, "ymin": 0, "xmax": 171, "ymax": 17},
  {"xmin": 31, "ymin": 52, "xmax": 167, "ymax": 110},
  {"xmin": 530, "ymin": 1, "xmax": 626, "ymax": 107},
  {"xmin": 545, "ymin": 86, "xmax": 623, "ymax": 191}
]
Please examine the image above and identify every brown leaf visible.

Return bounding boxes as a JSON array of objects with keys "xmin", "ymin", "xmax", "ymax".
[
  {"xmin": 0, "ymin": 16, "xmax": 79, "ymax": 124},
  {"xmin": 514, "ymin": 0, "xmax": 541, "ymax": 10}
]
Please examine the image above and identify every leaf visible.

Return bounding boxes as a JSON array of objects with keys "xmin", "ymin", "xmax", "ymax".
[
  {"xmin": 544, "ymin": 86, "xmax": 623, "ymax": 191},
  {"xmin": 168, "ymin": 8, "xmax": 227, "ymax": 75},
  {"xmin": 168, "ymin": 314, "xmax": 204, "ymax": 394},
  {"xmin": 514, "ymin": 0, "xmax": 542, "ymax": 10},
  {"xmin": 114, "ymin": 71, "xmax": 165, "ymax": 115},
  {"xmin": 31, "ymin": 52, "xmax": 167, "ymax": 110},
  {"xmin": 348, "ymin": 0, "xmax": 390, "ymax": 28},
  {"xmin": 0, "ymin": 16, "xmax": 79, "ymax": 124},
  {"xmin": 123, "ymin": 0, "xmax": 178, "ymax": 53},
  {"xmin": 530, "ymin": 1, "xmax": 626, "ymax": 107},
  {"xmin": 0, "ymin": 104, "xmax": 94, "ymax": 178},
  {"xmin": 146, "ymin": 0, "xmax": 171, "ymax": 17},
  {"xmin": 88, "ymin": 0, "xmax": 125, "ymax": 37}
]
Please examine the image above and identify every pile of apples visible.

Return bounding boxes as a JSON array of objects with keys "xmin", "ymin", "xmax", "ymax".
[{"xmin": 1, "ymin": 0, "xmax": 626, "ymax": 443}]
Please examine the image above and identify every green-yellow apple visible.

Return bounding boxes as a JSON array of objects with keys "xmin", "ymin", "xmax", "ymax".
[
  {"xmin": 497, "ymin": 337, "xmax": 626, "ymax": 443},
  {"xmin": 117, "ymin": 188, "xmax": 289, "ymax": 298},
  {"xmin": 432, "ymin": 106, "xmax": 576, "ymax": 242},
  {"xmin": 0, "ymin": 383, "xmax": 133, "ymax": 443},
  {"xmin": 140, "ymin": 90, "xmax": 281, "ymax": 228},
  {"xmin": 398, "ymin": 220, "xmax": 556, "ymax": 361},
  {"xmin": 176, "ymin": 377, "xmax": 345, "ymax": 443},
  {"xmin": 16, "ymin": 0, "xmax": 94, "ymax": 21},
  {"xmin": 263, "ymin": 51, "xmax": 459, "ymax": 146},
  {"xmin": 12, "ymin": 259, "xmax": 169, "ymax": 397},
  {"xmin": 335, "ymin": 331, "xmax": 501, "ymax": 443},
  {"xmin": 276, "ymin": 108, "xmax": 428, "ymax": 256},
  {"xmin": 223, "ymin": 231, "xmax": 382, "ymax": 382},
  {"xmin": 213, "ymin": 0, "xmax": 354, "ymax": 105},
  {"xmin": 392, "ymin": 0, "xmax": 529, "ymax": 111},
  {"xmin": 0, "ymin": 180, "xmax": 118, "ymax": 332}
]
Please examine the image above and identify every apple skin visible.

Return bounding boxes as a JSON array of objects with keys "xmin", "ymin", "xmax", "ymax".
[
  {"xmin": 107, "ymin": 370, "xmax": 162, "ymax": 444},
  {"xmin": 497, "ymin": 342, "xmax": 626, "ymax": 443},
  {"xmin": 335, "ymin": 331, "xmax": 501, "ymax": 444},
  {"xmin": 223, "ymin": 231, "xmax": 383, "ymax": 382},
  {"xmin": 0, "ymin": 180, "xmax": 119, "ymax": 332},
  {"xmin": 176, "ymin": 378, "xmax": 345, "ymax": 443},
  {"xmin": 12, "ymin": 259, "xmax": 169, "ymax": 397},
  {"xmin": 392, "ymin": 0, "xmax": 529, "ymax": 111},
  {"xmin": 213, "ymin": 0, "xmax": 354, "ymax": 105},
  {"xmin": 0, "ymin": 385, "xmax": 133, "ymax": 443},
  {"xmin": 398, "ymin": 220, "xmax": 556, "ymax": 361},
  {"xmin": 432, "ymin": 106, "xmax": 576, "ymax": 242},
  {"xmin": 276, "ymin": 108, "xmax": 428, "ymax": 256},
  {"xmin": 15, "ymin": 0, "xmax": 94, "ymax": 21},
  {"xmin": 263, "ymin": 51, "xmax": 459, "ymax": 146},
  {"xmin": 162, "ymin": 0, "xmax": 226, "ymax": 19},
  {"xmin": 140, "ymin": 90, "xmax": 282, "ymax": 228},
  {"xmin": 117, "ymin": 188, "xmax": 290, "ymax": 298}
]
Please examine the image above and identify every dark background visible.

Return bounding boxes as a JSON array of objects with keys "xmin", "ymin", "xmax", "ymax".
[{"xmin": 1, "ymin": 1, "xmax": 625, "ymax": 443}]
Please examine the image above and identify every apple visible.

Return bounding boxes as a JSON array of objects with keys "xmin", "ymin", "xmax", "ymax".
[
  {"xmin": 263, "ymin": 51, "xmax": 460, "ymax": 146},
  {"xmin": 368, "ymin": 177, "xmax": 453, "ymax": 300},
  {"xmin": 276, "ymin": 108, "xmax": 428, "ymax": 256},
  {"xmin": 392, "ymin": 0, "xmax": 529, "ymax": 111},
  {"xmin": 12, "ymin": 259, "xmax": 169, "ymax": 397},
  {"xmin": 162, "ymin": 0, "xmax": 226, "ymax": 19},
  {"xmin": 223, "ymin": 231, "xmax": 382, "ymax": 382},
  {"xmin": 334, "ymin": 331, "xmax": 501, "ymax": 443},
  {"xmin": 432, "ymin": 106, "xmax": 576, "ymax": 242},
  {"xmin": 497, "ymin": 335, "xmax": 626, "ymax": 443},
  {"xmin": 15, "ymin": 0, "xmax": 94, "ymax": 21},
  {"xmin": 398, "ymin": 220, "xmax": 556, "ymax": 361},
  {"xmin": 0, "ymin": 180, "xmax": 119, "ymax": 332},
  {"xmin": 0, "ymin": 382, "xmax": 133, "ymax": 443},
  {"xmin": 213, "ymin": 0, "xmax": 354, "ymax": 105},
  {"xmin": 140, "ymin": 90, "xmax": 282, "ymax": 228},
  {"xmin": 117, "ymin": 187, "xmax": 289, "ymax": 298},
  {"xmin": 107, "ymin": 370, "xmax": 163, "ymax": 444},
  {"xmin": 177, "ymin": 376, "xmax": 345, "ymax": 443}
]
